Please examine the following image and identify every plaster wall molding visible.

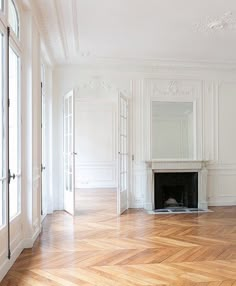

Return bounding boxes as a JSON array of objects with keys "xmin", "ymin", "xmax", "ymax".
[
  {"xmin": 153, "ymin": 80, "xmax": 194, "ymax": 97},
  {"xmin": 196, "ymin": 11, "xmax": 236, "ymax": 32}
]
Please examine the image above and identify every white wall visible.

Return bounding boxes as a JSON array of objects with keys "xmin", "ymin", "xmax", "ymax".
[
  {"xmin": 52, "ymin": 65, "xmax": 236, "ymax": 210},
  {"xmin": 207, "ymin": 82, "xmax": 236, "ymax": 206},
  {"xmin": 75, "ymin": 98, "xmax": 117, "ymax": 188}
]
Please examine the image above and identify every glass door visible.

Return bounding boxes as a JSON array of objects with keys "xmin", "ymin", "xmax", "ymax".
[
  {"xmin": 117, "ymin": 93, "xmax": 129, "ymax": 215},
  {"xmin": 0, "ymin": 0, "xmax": 21, "ymax": 260},
  {"xmin": 63, "ymin": 90, "xmax": 75, "ymax": 215},
  {"xmin": 8, "ymin": 44, "xmax": 21, "ymax": 220},
  {"xmin": 0, "ymin": 29, "xmax": 6, "ymax": 229}
]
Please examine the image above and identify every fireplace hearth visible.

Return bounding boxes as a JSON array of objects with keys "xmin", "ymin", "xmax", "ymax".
[{"xmin": 154, "ymin": 172, "xmax": 198, "ymax": 210}]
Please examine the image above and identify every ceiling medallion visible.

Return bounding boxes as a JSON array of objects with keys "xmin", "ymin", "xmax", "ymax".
[{"xmin": 196, "ymin": 11, "xmax": 236, "ymax": 32}]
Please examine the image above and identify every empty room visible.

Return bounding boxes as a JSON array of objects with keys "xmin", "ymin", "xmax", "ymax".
[{"xmin": 1, "ymin": 0, "xmax": 236, "ymax": 285}]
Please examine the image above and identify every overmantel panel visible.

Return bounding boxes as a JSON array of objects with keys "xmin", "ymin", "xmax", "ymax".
[{"xmin": 144, "ymin": 78, "xmax": 203, "ymax": 161}]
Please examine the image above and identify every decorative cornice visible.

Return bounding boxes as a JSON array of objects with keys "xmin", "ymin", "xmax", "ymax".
[
  {"xmin": 72, "ymin": 0, "xmax": 80, "ymax": 53},
  {"xmin": 55, "ymin": 57, "xmax": 236, "ymax": 73},
  {"xmin": 54, "ymin": 0, "xmax": 69, "ymax": 60},
  {"xmin": 30, "ymin": 0, "xmax": 54, "ymax": 66},
  {"xmin": 196, "ymin": 11, "xmax": 236, "ymax": 32},
  {"xmin": 76, "ymin": 79, "xmax": 129, "ymax": 95},
  {"xmin": 153, "ymin": 80, "xmax": 193, "ymax": 97}
]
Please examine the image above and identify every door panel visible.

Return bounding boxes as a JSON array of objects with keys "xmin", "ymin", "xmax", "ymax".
[
  {"xmin": 41, "ymin": 65, "xmax": 47, "ymax": 218},
  {"xmin": 63, "ymin": 90, "xmax": 75, "ymax": 215},
  {"xmin": 117, "ymin": 93, "xmax": 129, "ymax": 215}
]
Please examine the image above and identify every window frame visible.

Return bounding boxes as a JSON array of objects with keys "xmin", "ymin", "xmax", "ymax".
[
  {"xmin": 0, "ymin": 0, "xmax": 4, "ymax": 12},
  {"xmin": 0, "ymin": 0, "xmax": 21, "ymax": 225},
  {"xmin": 8, "ymin": 36, "xmax": 21, "ymax": 220},
  {"xmin": 0, "ymin": 21, "xmax": 7, "ymax": 229},
  {"xmin": 8, "ymin": 0, "xmax": 20, "ymax": 40}
]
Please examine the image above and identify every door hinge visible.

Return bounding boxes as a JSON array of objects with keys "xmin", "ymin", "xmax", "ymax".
[
  {"xmin": 8, "ymin": 169, "xmax": 15, "ymax": 184},
  {"xmin": 132, "ymin": 155, "xmax": 135, "ymax": 161},
  {"xmin": 8, "ymin": 99, "xmax": 10, "ymax": 107},
  {"xmin": 41, "ymin": 164, "xmax": 46, "ymax": 172}
]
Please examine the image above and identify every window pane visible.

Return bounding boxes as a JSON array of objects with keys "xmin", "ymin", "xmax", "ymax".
[
  {"xmin": 0, "ymin": 33, "xmax": 4, "ymax": 226},
  {"xmin": 9, "ymin": 47, "xmax": 20, "ymax": 218},
  {"xmin": 8, "ymin": 0, "xmax": 19, "ymax": 38},
  {"xmin": 0, "ymin": 0, "xmax": 3, "ymax": 11}
]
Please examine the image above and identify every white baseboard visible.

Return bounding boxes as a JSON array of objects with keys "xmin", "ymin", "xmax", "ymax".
[
  {"xmin": 208, "ymin": 201, "xmax": 236, "ymax": 207},
  {"xmin": 23, "ymin": 228, "xmax": 41, "ymax": 249},
  {"xmin": 144, "ymin": 202, "xmax": 153, "ymax": 210},
  {"xmin": 0, "ymin": 241, "xmax": 23, "ymax": 282},
  {"xmin": 129, "ymin": 201, "xmax": 144, "ymax": 209},
  {"xmin": 76, "ymin": 185, "xmax": 117, "ymax": 189},
  {"xmin": 208, "ymin": 196, "xmax": 236, "ymax": 207},
  {"xmin": 198, "ymin": 202, "xmax": 208, "ymax": 209},
  {"xmin": 0, "ymin": 227, "xmax": 41, "ymax": 283}
]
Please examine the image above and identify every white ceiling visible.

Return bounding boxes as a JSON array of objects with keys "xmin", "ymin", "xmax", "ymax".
[{"xmin": 34, "ymin": 0, "xmax": 236, "ymax": 65}]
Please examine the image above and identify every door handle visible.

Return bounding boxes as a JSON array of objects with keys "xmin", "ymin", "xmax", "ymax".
[
  {"xmin": 41, "ymin": 164, "xmax": 46, "ymax": 172},
  {"xmin": 73, "ymin": 152, "xmax": 78, "ymax": 155},
  {"xmin": 8, "ymin": 170, "xmax": 15, "ymax": 184}
]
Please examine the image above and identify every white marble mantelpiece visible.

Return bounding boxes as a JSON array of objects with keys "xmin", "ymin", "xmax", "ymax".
[{"xmin": 145, "ymin": 160, "xmax": 208, "ymax": 210}]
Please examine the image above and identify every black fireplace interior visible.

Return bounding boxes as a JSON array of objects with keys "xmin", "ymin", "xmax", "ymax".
[{"xmin": 154, "ymin": 172, "xmax": 198, "ymax": 209}]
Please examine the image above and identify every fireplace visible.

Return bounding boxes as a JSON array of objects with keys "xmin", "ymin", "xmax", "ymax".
[{"xmin": 154, "ymin": 172, "xmax": 198, "ymax": 209}]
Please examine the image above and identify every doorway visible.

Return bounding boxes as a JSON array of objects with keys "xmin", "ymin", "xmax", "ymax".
[{"xmin": 63, "ymin": 88, "xmax": 129, "ymax": 216}]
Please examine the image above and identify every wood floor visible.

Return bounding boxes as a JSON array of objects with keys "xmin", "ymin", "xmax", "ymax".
[
  {"xmin": 75, "ymin": 188, "xmax": 117, "ymax": 216},
  {"xmin": 2, "ymin": 206, "xmax": 236, "ymax": 285}
]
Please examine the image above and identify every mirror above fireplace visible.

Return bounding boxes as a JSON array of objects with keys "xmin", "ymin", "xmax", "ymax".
[{"xmin": 152, "ymin": 101, "xmax": 196, "ymax": 160}]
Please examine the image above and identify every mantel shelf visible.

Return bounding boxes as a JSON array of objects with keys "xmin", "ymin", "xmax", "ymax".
[{"xmin": 146, "ymin": 160, "xmax": 208, "ymax": 171}]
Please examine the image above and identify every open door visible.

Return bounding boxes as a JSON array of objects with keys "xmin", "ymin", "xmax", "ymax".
[
  {"xmin": 117, "ymin": 93, "xmax": 129, "ymax": 215},
  {"xmin": 63, "ymin": 90, "xmax": 75, "ymax": 215}
]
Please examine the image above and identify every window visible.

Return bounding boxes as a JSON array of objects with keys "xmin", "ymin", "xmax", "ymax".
[
  {"xmin": 8, "ymin": 0, "xmax": 19, "ymax": 38},
  {"xmin": 0, "ymin": 0, "xmax": 21, "ymax": 224},
  {"xmin": 9, "ymin": 46, "xmax": 20, "ymax": 218},
  {"xmin": 0, "ymin": 32, "xmax": 4, "ymax": 226}
]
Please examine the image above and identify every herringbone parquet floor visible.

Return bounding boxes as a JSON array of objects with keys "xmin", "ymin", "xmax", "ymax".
[{"xmin": 2, "ymin": 206, "xmax": 236, "ymax": 285}]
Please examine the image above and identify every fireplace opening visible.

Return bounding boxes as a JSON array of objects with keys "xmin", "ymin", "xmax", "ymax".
[{"xmin": 154, "ymin": 172, "xmax": 198, "ymax": 209}]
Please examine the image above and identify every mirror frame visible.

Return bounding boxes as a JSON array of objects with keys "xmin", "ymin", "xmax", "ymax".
[{"xmin": 150, "ymin": 99, "xmax": 197, "ymax": 160}]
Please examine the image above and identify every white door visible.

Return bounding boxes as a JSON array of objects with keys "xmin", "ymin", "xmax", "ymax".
[
  {"xmin": 117, "ymin": 93, "xmax": 129, "ymax": 215},
  {"xmin": 63, "ymin": 90, "xmax": 75, "ymax": 215}
]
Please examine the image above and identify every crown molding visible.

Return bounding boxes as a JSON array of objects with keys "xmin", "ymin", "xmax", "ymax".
[
  {"xmin": 55, "ymin": 56, "xmax": 236, "ymax": 73},
  {"xmin": 54, "ymin": 0, "xmax": 69, "ymax": 60},
  {"xmin": 72, "ymin": 0, "xmax": 80, "ymax": 53},
  {"xmin": 29, "ymin": 0, "xmax": 54, "ymax": 67}
]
